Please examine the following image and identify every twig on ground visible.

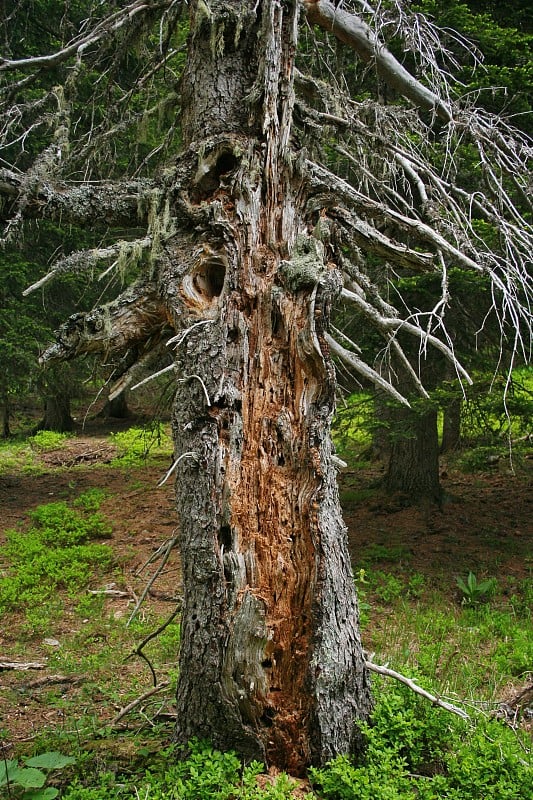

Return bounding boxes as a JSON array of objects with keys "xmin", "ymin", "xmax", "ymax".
[
  {"xmin": 127, "ymin": 535, "xmax": 179, "ymax": 624},
  {"xmin": 111, "ymin": 682, "xmax": 171, "ymax": 726},
  {"xmin": 365, "ymin": 659, "xmax": 470, "ymax": 720}
]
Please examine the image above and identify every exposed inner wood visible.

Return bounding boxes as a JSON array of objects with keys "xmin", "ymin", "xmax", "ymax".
[{"xmin": 220, "ymin": 258, "xmax": 327, "ymax": 771}]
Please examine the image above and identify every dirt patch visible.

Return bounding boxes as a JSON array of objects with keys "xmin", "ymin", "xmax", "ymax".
[{"xmin": 342, "ymin": 461, "xmax": 533, "ymax": 582}]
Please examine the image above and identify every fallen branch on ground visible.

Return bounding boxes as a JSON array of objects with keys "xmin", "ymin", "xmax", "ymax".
[
  {"xmin": 365, "ymin": 659, "xmax": 470, "ymax": 720},
  {"xmin": 111, "ymin": 681, "xmax": 170, "ymax": 726}
]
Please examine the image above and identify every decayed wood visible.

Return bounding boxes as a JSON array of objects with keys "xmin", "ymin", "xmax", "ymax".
[
  {"xmin": 0, "ymin": 660, "xmax": 47, "ymax": 670},
  {"xmin": 169, "ymin": 3, "xmax": 371, "ymax": 774},
  {"xmin": 40, "ymin": 281, "xmax": 171, "ymax": 365}
]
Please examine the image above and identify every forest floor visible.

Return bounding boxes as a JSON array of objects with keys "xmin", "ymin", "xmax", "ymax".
[{"xmin": 0, "ymin": 415, "xmax": 532, "ymax": 759}]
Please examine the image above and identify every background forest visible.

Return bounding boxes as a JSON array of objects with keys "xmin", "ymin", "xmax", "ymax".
[{"xmin": 1, "ymin": 0, "xmax": 532, "ymax": 798}]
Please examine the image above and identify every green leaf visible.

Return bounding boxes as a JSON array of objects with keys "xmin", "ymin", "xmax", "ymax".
[
  {"xmin": 4, "ymin": 766, "xmax": 47, "ymax": 789},
  {"xmin": 0, "ymin": 759, "xmax": 19, "ymax": 786},
  {"xmin": 24, "ymin": 788, "xmax": 59, "ymax": 800},
  {"xmin": 25, "ymin": 752, "xmax": 76, "ymax": 771}
]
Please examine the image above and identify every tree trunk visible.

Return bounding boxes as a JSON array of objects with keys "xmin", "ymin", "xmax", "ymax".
[
  {"xmin": 102, "ymin": 391, "xmax": 130, "ymax": 420},
  {"xmin": 36, "ymin": 393, "xmax": 74, "ymax": 433},
  {"xmin": 1, "ymin": 387, "xmax": 10, "ymax": 438},
  {"xmin": 169, "ymin": 0, "xmax": 371, "ymax": 774},
  {"xmin": 372, "ymin": 392, "xmax": 392, "ymax": 462},
  {"xmin": 441, "ymin": 397, "xmax": 462, "ymax": 454},
  {"xmin": 384, "ymin": 404, "xmax": 441, "ymax": 503}
]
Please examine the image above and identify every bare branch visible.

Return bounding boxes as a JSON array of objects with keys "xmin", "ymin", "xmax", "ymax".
[
  {"xmin": 303, "ymin": 1, "xmax": 452, "ymax": 122},
  {"xmin": 365, "ymin": 659, "xmax": 470, "ymax": 720},
  {"xmin": 308, "ymin": 161, "xmax": 484, "ymax": 273},
  {"xmin": 111, "ymin": 681, "xmax": 171, "ymax": 726},
  {"xmin": 107, "ymin": 341, "xmax": 172, "ymax": 401},
  {"xmin": 0, "ymin": 170, "xmax": 151, "ymax": 232},
  {"xmin": 0, "ymin": 1, "xmax": 174, "ymax": 73},
  {"xmin": 23, "ymin": 237, "xmax": 152, "ymax": 296},
  {"xmin": 39, "ymin": 281, "xmax": 171, "ymax": 365},
  {"xmin": 326, "ymin": 333, "xmax": 411, "ymax": 406},
  {"xmin": 339, "ymin": 288, "xmax": 472, "ymax": 384}
]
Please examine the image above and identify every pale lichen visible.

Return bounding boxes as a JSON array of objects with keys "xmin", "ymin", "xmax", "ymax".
[{"xmin": 279, "ymin": 234, "xmax": 325, "ymax": 292}]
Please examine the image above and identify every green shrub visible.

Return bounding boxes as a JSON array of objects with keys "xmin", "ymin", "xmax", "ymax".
[
  {"xmin": 0, "ymin": 492, "xmax": 113, "ymax": 616},
  {"xmin": 61, "ymin": 740, "xmax": 309, "ymax": 799},
  {"xmin": 310, "ymin": 682, "xmax": 532, "ymax": 800},
  {"xmin": 29, "ymin": 431, "xmax": 72, "ymax": 451},
  {"xmin": 109, "ymin": 423, "xmax": 173, "ymax": 466}
]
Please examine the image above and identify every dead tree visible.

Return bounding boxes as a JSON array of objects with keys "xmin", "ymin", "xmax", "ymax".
[{"xmin": 1, "ymin": 0, "xmax": 531, "ymax": 772}]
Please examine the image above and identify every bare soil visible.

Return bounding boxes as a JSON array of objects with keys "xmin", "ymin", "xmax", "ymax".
[{"xmin": 0, "ymin": 420, "xmax": 531, "ymax": 751}]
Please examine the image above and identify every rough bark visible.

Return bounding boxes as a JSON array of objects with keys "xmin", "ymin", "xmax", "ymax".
[
  {"xmin": 2, "ymin": 387, "xmax": 11, "ymax": 438},
  {"xmin": 168, "ymin": 0, "xmax": 371, "ymax": 773},
  {"xmin": 40, "ymin": 281, "xmax": 171, "ymax": 365},
  {"xmin": 0, "ymin": 169, "xmax": 150, "ymax": 229}
]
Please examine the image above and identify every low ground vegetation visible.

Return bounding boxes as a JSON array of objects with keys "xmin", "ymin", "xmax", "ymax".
[{"xmin": 0, "ymin": 404, "xmax": 531, "ymax": 798}]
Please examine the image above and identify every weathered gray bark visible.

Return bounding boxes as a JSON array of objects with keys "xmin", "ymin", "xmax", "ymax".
[{"xmin": 167, "ymin": 0, "xmax": 371, "ymax": 773}]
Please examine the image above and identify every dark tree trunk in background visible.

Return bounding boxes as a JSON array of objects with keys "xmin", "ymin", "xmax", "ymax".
[
  {"xmin": 2, "ymin": 387, "xmax": 11, "ymax": 438},
  {"xmin": 385, "ymin": 404, "xmax": 441, "ymax": 503},
  {"xmin": 102, "ymin": 391, "xmax": 130, "ymax": 419},
  {"xmin": 372, "ymin": 392, "xmax": 392, "ymax": 462},
  {"xmin": 169, "ymin": 0, "xmax": 371, "ymax": 774},
  {"xmin": 37, "ymin": 393, "xmax": 74, "ymax": 433},
  {"xmin": 441, "ymin": 397, "xmax": 462, "ymax": 453}
]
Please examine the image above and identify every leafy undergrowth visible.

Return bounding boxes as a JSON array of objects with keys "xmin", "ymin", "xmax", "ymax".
[
  {"xmin": 0, "ymin": 420, "xmax": 531, "ymax": 798},
  {"xmin": 0, "ymin": 491, "xmax": 113, "ymax": 617}
]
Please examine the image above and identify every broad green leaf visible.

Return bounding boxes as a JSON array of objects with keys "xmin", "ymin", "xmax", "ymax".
[
  {"xmin": 24, "ymin": 787, "xmax": 59, "ymax": 800},
  {"xmin": 4, "ymin": 767, "xmax": 46, "ymax": 789},
  {"xmin": 0, "ymin": 759, "xmax": 19, "ymax": 786},
  {"xmin": 25, "ymin": 752, "xmax": 76, "ymax": 771}
]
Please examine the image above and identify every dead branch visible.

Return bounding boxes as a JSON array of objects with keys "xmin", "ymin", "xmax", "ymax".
[
  {"xmin": 326, "ymin": 334, "xmax": 411, "ymax": 406},
  {"xmin": 0, "ymin": 1, "xmax": 174, "ymax": 73},
  {"xmin": 128, "ymin": 534, "xmax": 180, "ymax": 624},
  {"xmin": 39, "ymin": 280, "xmax": 171, "ymax": 365},
  {"xmin": 23, "ymin": 237, "xmax": 153, "ymax": 296},
  {"xmin": 365, "ymin": 660, "xmax": 470, "ymax": 720},
  {"xmin": 127, "ymin": 606, "xmax": 181, "ymax": 688},
  {"xmin": 303, "ymin": 1, "xmax": 452, "ymax": 122},
  {"xmin": 0, "ymin": 170, "xmax": 151, "ymax": 231},
  {"xmin": 0, "ymin": 660, "xmax": 47, "ymax": 671},
  {"xmin": 22, "ymin": 674, "xmax": 81, "ymax": 690},
  {"xmin": 339, "ymin": 287, "xmax": 472, "ymax": 385},
  {"xmin": 111, "ymin": 681, "xmax": 171, "ymax": 726}
]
